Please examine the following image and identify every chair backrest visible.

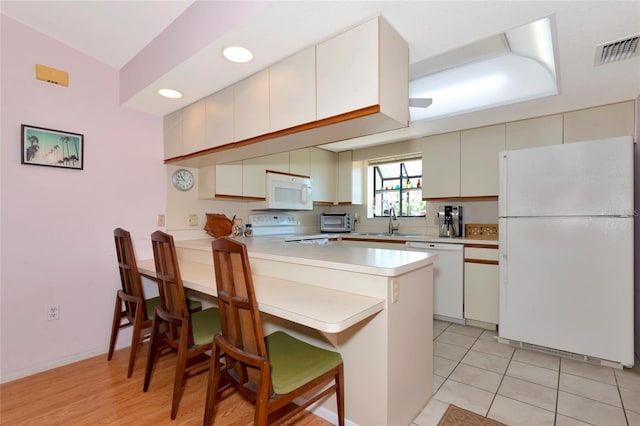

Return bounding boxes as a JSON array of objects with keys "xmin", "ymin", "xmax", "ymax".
[
  {"xmin": 150, "ymin": 231, "xmax": 191, "ymax": 334},
  {"xmin": 114, "ymin": 227, "xmax": 147, "ymax": 319},
  {"xmin": 211, "ymin": 237, "xmax": 268, "ymax": 388}
]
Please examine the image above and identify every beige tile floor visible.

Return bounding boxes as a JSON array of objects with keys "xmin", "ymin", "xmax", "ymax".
[{"xmin": 413, "ymin": 320, "xmax": 640, "ymax": 426}]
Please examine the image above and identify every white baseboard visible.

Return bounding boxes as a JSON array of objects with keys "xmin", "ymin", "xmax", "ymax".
[
  {"xmin": 309, "ymin": 404, "xmax": 358, "ymax": 426},
  {"xmin": 1, "ymin": 346, "xmax": 107, "ymax": 384}
]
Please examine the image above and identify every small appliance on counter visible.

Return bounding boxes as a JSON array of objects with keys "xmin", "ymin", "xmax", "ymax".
[
  {"xmin": 437, "ymin": 206, "xmax": 463, "ymax": 238},
  {"xmin": 320, "ymin": 213, "xmax": 353, "ymax": 233}
]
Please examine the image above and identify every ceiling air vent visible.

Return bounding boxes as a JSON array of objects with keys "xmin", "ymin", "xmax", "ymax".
[{"xmin": 595, "ymin": 35, "xmax": 639, "ymax": 65}]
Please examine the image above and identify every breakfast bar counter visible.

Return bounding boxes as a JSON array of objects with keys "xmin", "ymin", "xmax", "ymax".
[{"xmin": 138, "ymin": 236, "xmax": 437, "ymax": 426}]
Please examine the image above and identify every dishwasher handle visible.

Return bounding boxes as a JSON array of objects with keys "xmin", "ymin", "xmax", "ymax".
[{"xmin": 405, "ymin": 241, "xmax": 464, "ymax": 251}]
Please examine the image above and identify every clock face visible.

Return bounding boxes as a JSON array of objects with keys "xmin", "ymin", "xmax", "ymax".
[{"xmin": 172, "ymin": 169, "xmax": 194, "ymax": 191}]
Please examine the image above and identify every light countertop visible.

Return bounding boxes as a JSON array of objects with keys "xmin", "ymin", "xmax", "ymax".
[
  {"xmin": 176, "ymin": 236, "xmax": 439, "ymax": 276},
  {"xmin": 138, "ymin": 236, "xmax": 437, "ymax": 332},
  {"xmin": 137, "ymin": 258, "xmax": 386, "ymax": 333}
]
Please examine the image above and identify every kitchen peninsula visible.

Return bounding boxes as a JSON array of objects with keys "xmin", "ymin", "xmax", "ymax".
[{"xmin": 138, "ymin": 237, "xmax": 437, "ymax": 426}]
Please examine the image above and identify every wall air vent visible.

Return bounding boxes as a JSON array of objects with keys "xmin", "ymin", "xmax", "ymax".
[
  {"xmin": 35, "ymin": 64, "xmax": 69, "ymax": 86},
  {"xmin": 595, "ymin": 35, "xmax": 639, "ymax": 65}
]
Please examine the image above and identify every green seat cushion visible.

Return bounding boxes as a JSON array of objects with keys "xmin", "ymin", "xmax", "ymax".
[
  {"xmin": 186, "ymin": 297, "xmax": 203, "ymax": 313},
  {"xmin": 145, "ymin": 296, "xmax": 161, "ymax": 319},
  {"xmin": 191, "ymin": 308, "xmax": 221, "ymax": 346},
  {"xmin": 265, "ymin": 331, "xmax": 343, "ymax": 395},
  {"xmin": 144, "ymin": 296, "xmax": 201, "ymax": 319}
]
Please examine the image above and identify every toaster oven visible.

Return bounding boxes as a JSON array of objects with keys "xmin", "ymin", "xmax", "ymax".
[{"xmin": 320, "ymin": 213, "xmax": 353, "ymax": 233}]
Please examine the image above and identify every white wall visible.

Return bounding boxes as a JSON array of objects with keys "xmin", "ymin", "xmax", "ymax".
[
  {"xmin": 635, "ymin": 95, "xmax": 639, "ymax": 360},
  {"xmin": 0, "ymin": 16, "xmax": 166, "ymax": 382}
]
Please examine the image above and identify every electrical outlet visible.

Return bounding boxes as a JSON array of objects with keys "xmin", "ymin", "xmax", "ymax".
[
  {"xmin": 188, "ymin": 214, "xmax": 198, "ymax": 227},
  {"xmin": 47, "ymin": 304, "xmax": 59, "ymax": 321},
  {"xmin": 157, "ymin": 214, "xmax": 165, "ymax": 227}
]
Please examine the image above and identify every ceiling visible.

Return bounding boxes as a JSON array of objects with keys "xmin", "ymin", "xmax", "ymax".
[{"xmin": 2, "ymin": 1, "xmax": 639, "ymax": 151}]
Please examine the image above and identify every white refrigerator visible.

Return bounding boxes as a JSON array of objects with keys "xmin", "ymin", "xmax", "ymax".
[{"xmin": 498, "ymin": 136, "xmax": 635, "ymax": 366}]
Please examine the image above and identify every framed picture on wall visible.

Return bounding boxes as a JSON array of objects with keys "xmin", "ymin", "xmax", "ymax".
[{"xmin": 21, "ymin": 124, "xmax": 84, "ymax": 170}]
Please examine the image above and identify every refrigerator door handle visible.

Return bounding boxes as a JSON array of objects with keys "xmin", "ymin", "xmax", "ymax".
[
  {"xmin": 498, "ymin": 151, "xmax": 508, "ymax": 218},
  {"xmin": 499, "ymin": 218, "xmax": 507, "ymax": 287}
]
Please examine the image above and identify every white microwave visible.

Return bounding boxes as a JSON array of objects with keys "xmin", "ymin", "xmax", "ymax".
[{"xmin": 264, "ymin": 171, "xmax": 313, "ymax": 210}]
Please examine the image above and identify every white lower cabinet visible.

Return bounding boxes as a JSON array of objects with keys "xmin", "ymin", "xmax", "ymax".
[
  {"xmin": 339, "ymin": 239, "xmax": 405, "ymax": 250},
  {"xmin": 464, "ymin": 246, "xmax": 499, "ymax": 326}
]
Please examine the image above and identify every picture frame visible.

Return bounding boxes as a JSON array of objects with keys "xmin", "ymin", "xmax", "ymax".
[{"xmin": 21, "ymin": 124, "xmax": 84, "ymax": 170}]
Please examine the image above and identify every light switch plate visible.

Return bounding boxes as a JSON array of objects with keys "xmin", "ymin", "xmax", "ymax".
[{"xmin": 188, "ymin": 214, "xmax": 198, "ymax": 227}]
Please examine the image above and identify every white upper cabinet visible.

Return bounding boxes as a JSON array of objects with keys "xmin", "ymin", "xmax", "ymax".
[
  {"xmin": 242, "ymin": 152, "xmax": 290, "ymax": 199},
  {"xmin": 205, "ymin": 86, "xmax": 234, "ymax": 148},
  {"xmin": 163, "ymin": 110, "xmax": 183, "ymax": 160},
  {"xmin": 337, "ymin": 151, "xmax": 364, "ymax": 205},
  {"xmin": 270, "ymin": 47, "xmax": 316, "ymax": 132},
  {"xmin": 310, "ymin": 147, "xmax": 337, "ymax": 203},
  {"xmin": 234, "ymin": 69, "xmax": 270, "ymax": 142},
  {"xmin": 506, "ymin": 114, "xmax": 563, "ymax": 151},
  {"xmin": 182, "ymin": 99, "xmax": 207, "ymax": 155},
  {"xmin": 163, "ymin": 16, "xmax": 408, "ymax": 166},
  {"xmin": 289, "ymin": 148, "xmax": 311, "ymax": 177},
  {"xmin": 421, "ymin": 132, "xmax": 461, "ymax": 199},
  {"xmin": 316, "ymin": 16, "xmax": 408, "ymax": 125},
  {"xmin": 460, "ymin": 124, "xmax": 505, "ymax": 197},
  {"xmin": 563, "ymin": 101, "xmax": 635, "ymax": 143},
  {"xmin": 215, "ymin": 161, "xmax": 243, "ymax": 197},
  {"xmin": 316, "ymin": 18, "xmax": 379, "ymax": 120},
  {"xmin": 197, "ymin": 165, "xmax": 216, "ymax": 199}
]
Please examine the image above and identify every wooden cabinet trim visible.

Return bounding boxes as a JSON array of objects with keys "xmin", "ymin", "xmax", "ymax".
[
  {"xmin": 214, "ymin": 194, "xmax": 265, "ymax": 201},
  {"xmin": 464, "ymin": 258, "xmax": 499, "ymax": 265},
  {"xmin": 165, "ymin": 105, "xmax": 380, "ymax": 164},
  {"xmin": 264, "ymin": 169, "xmax": 310, "ymax": 179},
  {"xmin": 464, "ymin": 244, "xmax": 498, "ymax": 249},
  {"xmin": 340, "ymin": 237, "xmax": 406, "ymax": 244},
  {"xmin": 424, "ymin": 196, "xmax": 498, "ymax": 202}
]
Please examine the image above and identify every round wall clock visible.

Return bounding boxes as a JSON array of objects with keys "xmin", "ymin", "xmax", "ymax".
[{"xmin": 171, "ymin": 169, "xmax": 195, "ymax": 191}]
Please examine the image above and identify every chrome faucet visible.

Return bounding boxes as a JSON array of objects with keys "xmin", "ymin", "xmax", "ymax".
[{"xmin": 388, "ymin": 207, "xmax": 399, "ymax": 234}]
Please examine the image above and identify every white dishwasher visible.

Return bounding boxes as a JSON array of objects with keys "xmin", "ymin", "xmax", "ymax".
[{"xmin": 406, "ymin": 241, "xmax": 464, "ymax": 323}]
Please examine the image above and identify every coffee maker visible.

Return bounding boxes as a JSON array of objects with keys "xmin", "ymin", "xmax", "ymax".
[{"xmin": 438, "ymin": 205, "xmax": 463, "ymax": 238}]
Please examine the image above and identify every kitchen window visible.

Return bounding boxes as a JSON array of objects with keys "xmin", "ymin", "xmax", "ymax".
[{"xmin": 369, "ymin": 157, "xmax": 426, "ymax": 217}]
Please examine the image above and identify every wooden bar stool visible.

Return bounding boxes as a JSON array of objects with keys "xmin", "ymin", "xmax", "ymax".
[
  {"xmin": 143, "ymin": 230, "xmax": 221, "ymax": 420},
  {"xmin": 204, "ymin": 237, "xmax": 344, "ymax": 426}
]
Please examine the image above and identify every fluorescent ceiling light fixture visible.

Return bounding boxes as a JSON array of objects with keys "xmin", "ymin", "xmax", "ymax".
[
  {"xmin": 409, "ymin": 16, "xmax": 557, "ymax": 122},
  {"xmin": 223, "ymin": 46, "xmax": 254, "ymax": 63},
  {"xmin": 158, "ymin": 88, "xmax": 183, "ymax": 99}
]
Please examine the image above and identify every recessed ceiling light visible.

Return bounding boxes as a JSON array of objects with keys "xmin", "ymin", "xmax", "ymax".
[
  {"xmin": 223, "ymin": 46, "xmax": 253, "ymax": 63},
  {"xmin": 158, "ymin": 88, "xmax": 183, "ymax": 99}
]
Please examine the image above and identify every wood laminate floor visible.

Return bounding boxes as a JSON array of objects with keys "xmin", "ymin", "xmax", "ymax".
[{"xmin": 0, "ymin": 343, "xmax": 332, "ymax": 425}]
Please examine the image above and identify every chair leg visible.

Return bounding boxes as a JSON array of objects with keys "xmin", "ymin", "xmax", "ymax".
[
  {"xmin": 127, "ymin": 301, "xmax": 144, "ymax": 378},
  {"xmin": 254, "ymin": 363, "xmax": 271, "ymax": 426},
  {"xmin": 107, "ymin": 293, "xmax": 123, "ymax": 361},
  {"xmin": 143, "ymin": 314, "xmax": 160, "ymax": 392},
  {"xmin": 203, "ymin": 346, "xmax": 222, "ymax": 425},
  {"xmin": 170, "ymin": 325, "xmax": 190, "ymax": 420},
  {"xmin": 336, "ymin": 363, "xmax": 345, "ymax": 426}
]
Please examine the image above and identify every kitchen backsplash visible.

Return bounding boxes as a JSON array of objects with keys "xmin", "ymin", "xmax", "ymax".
[{"xmin": 322, "ymin": 200, "xmax": 498, "ymax": 236}]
